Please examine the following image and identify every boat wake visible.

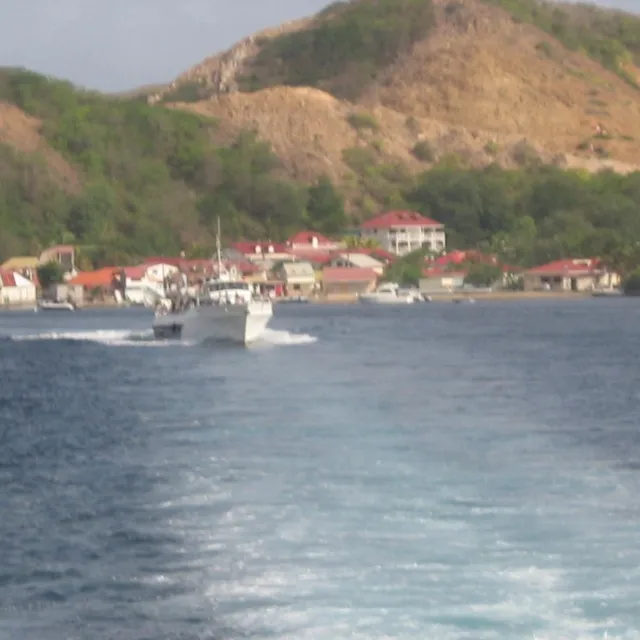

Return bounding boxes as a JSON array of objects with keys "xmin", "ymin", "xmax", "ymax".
[
  {"xmin": 8, "ymin": 329, "xmax": 170, "ymax": 347},
  {"xmin": 7, "ymin": 327, "xmax": 317, "ymax": 348},
  {"xmin": 254, "ymin": 328, "xmax": 318, "ymax": 347}
]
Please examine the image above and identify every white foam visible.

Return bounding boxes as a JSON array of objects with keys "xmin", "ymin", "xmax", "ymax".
[
  {"xmin": 257, "ymin": 328, "xmax": 317, "ymax": 346},
  {"xmin": 10, "ymin": 329, "xmax": 172, "ymax": 347},
  {"xmin": 8, "ymin": 327, "xmax": 317, "ymax": 348}
]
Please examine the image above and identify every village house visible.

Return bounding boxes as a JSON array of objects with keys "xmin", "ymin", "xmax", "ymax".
[
  {"xmin": 321, "ymin": 267, "xmax": 378, "ymax": 297},
  {"xmin": 419, "ymin": 268, "xmax": 468, "ymax": 295},
  {"xmin": 328, "ymin": 251, "xmax": 386, "ymax": 275},
  {"xmin": 232, "ymin": 241, "xmax": 290, "ymax": 266},
  {"xmin": 69, "ymin": 267, "xmax": 121, "ymax": 301},
  {"xmin": 523, "ymin": 258, "xmax": 619, "ymax": 292},
  {"xmin": 422, "ymin": 250, "xmax": 523, "ymax": 291},
  {"xmin": 359, "ymin": 210, "xmax": 446, "ymax": 256},
  {"xmin": 1, "ymin": 256, "xmax": 40, "ymax": 282},
  {"xmin": 39, "ymin": 244, "xmax": 76, "ymax": 274},
  {"xmin": 274, "ymin": 261, "xmax": 317, "ymax": 296},
  {"xmin": 123, "ymin": 263, "xmax": 179, "ymax": 304},
  {"xmin": 0, "ymin": 269, "xmax": 37, "ymax": 306},
  {"xmin": 46, "ymin": 282, "xmax": 85, "ymax": 307}
]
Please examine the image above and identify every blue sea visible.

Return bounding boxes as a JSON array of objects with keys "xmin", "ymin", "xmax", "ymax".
[{"xmin": 1, "ymin": 299, "xmax": 640, "ymax": 640}]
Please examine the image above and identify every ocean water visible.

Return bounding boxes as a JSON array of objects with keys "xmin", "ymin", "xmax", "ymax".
[{"xmin": 1, "ymin": 299, "xmax": 640, "ymax": 640}]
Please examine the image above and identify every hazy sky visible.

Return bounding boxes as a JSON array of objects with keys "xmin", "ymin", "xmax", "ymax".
[{"xmin": 0, "ymin": 0, "xmax": 637, "ymax": 92}]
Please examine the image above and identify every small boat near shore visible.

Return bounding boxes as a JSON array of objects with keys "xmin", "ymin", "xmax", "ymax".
[
  {"xmin": 358, "ymin": 282, "xmax": 419, "ymax": 305},
  {"xmin": 592, "ymin": 288, "xmax": 623, "ymax": 297},
  {"xmin": 37, "ymin": 300, "xmax": 76, "ymax": 311}
]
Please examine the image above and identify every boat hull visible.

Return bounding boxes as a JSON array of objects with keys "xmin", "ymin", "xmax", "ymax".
[
  {"xmin": 358, "ymin": 294, "xmax": 415, "ymax": 304},
  {"xmin": 37, "ymin": 301, "xmax": 76, "ymax": 311},
  {"xmin": 152, "ymin": 301, "xmax": 272, "ymax": 345}
]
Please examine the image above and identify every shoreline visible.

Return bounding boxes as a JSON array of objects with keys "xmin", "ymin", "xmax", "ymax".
[
  {"xmin": 0, "ymin": 291, "xmax": 625, "ymax": 312},
  {"xmin": 311, "ymin": 291, "xmax": 607, "ymax": 304}
]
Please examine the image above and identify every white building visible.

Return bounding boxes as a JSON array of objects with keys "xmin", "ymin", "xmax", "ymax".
[
  {"xmin": 123, "ymin": 263, "xmax": 179, "ymax": 305},
  {"xmin": 0, "ymin": 269, "xmax": 37, "ymax": 306},
  {"xmin": 359, "ymin": 210, "xmax": 446, "ymax": 256}
]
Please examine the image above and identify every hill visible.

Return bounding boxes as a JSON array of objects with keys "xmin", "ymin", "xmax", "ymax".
[
  {"xmin": 3, "ymin": 0, "xmax": 640, "ymax": 268},
  {"xmin": 0, "ymin": 69, "xmax": 347, "ymax": 263},
  {"xmin": 150, "ymin": 0, "xmax": 640, "ymax": 178}
]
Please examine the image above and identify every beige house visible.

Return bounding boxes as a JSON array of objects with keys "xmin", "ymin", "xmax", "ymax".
[
  {"xmin": 322, "ymin": 267, "xmax": 378, "ymax": 298},
  {"xmin": 1, "ymin": 256, "xmax": 40, "ymax": 282},
  {"xmin": 524, "ymin": 258, "xmax": 620, "ymax": 292},
  {"xmin": 328, "ymin": 252, "xmax": 385, "ymax": 275},
  {"xmin": 275, "ymin": 261, "xmax": 316, "ymax": 296},
  {"xmin": 419, "ymin": 269, "xmax": 467, "ymax": 294},
  {"xmin": 39, "ymin": 244, "xmax": 75, "ymax": 273}
]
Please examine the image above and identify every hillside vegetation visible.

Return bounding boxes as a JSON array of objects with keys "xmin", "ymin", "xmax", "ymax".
[
  {"xmin": 158, "ymin": 0, "xmax": 640, "ymax": 177},
  {"xmin": 238, "ymin": 0, "xmax": 436, "ymax": 100},
  {"xmin": 0, "ymin": 70, "xmax": 347, "ymax": 263},
  {"xmin": 484, "ymin": 0, "xmax": 640, "ymax": 84},
  {"xmin": 3, "ymin": 0, "xmax": 640, "ymax": 268}
]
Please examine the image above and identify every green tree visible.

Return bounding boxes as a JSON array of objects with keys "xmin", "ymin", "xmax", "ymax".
[
  {"xmin": 307, "ymin": 175, "xmax": 347, "ymax": 234},
  {"xmin": 36, "ymin": 261, "xmax": 64, "ymax": 289},
  {"xmin": 464, "ymin": 263, "xmax": 503, "ymax": 288}
]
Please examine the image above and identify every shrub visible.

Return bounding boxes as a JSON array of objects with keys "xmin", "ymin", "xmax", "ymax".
[{"xmin": 411, "ymin": 140, "xmax": 436, "ymax": 162}]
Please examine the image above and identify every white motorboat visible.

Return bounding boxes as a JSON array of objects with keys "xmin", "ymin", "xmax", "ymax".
[
  {"xmin": 151, "ymin": 220, "xmax": 273, "ymax": 345},
  {"xmin": 358, "ymin": 282, "xmax": 417, "ymax": 304},
  {"xmin": 37, "ymin": 300, "xmax": 76, "ymax": 311}
]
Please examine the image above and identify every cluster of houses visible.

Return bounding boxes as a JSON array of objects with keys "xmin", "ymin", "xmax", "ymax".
[{"xmin": 0, "ymin": 210, "xmax": 621, "ymax": 307}]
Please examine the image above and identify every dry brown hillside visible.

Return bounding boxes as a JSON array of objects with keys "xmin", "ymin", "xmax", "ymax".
[
  {"xmin": 158, "ymin": 0, "xmax": 640, "ymax": 180},
  {"xmin": 0, "ymin": 102, "xmax": 80, "ymax": 191}
]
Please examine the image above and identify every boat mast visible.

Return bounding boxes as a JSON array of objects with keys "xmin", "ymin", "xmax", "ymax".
[{"xmin": 216, "ymin": 216, "xmax": 223, "ymax": 277}]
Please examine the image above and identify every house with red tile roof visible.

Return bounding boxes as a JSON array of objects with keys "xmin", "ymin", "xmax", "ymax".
[
  {"xmin": 0, "ymin": 269, "xmax": 37, "ymax": 306},
  {"xmin": 359, "ymin": 210, "xmax": 445, "ymax": 256},
  {"xmin": 287, "ymin": 231, "xmax": 341, "ymax": 251},
  {"xmin": 284, "ymin": 248, "xmax": 334, "ymax": 266},
  {"xmin": 69, "ymin": 267, "xmax": 120, "ymax": 290},
  {"xmin": 231, "ymin": 241, "xmax": 290, "ymax": 262},
  {"xmin": 327, "ymin": 251, "xmax": 386, "ymax": 275},
  {"xmin": 523, "ymin": 258, "xmax": 619, "ymax": 292}
]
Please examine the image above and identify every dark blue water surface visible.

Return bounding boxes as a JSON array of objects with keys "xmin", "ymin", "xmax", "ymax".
[{"xmin": 1, "ymin": 299, "xmax": 640, "ymax": 640}]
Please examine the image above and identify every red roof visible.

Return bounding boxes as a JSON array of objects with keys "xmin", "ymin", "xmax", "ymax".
[
  {"xmin": 232, "ymin": 241, "xmax": 288, "ymax": 255},
  {"xmin": 287, "ymin": 231, "xmax": 336, "ymax": 247},
  {"xmin": 323, "ymin": 267, "xmax": 378, "ymax": 283},
  {"xmin": 69, "ymin": 267, "xmax": 119, "ymax": 288},
  {"xmin": 360, "ymin": 210, "xmax": 443, "ymax": 229},
  {"xmin": 339, "ymin": 247, "xmax": 396, "ymax": 263},
  {"xmin": 0, "ymin": 269, "xmax": 17, "ymax": 287},
  {"xmin": 423, "ymin": 267, "xmax": 468, "ymax": 277},
  {"xmin": 43, "ymin": 244, "xmax": 74, "ymax": 253},
  {"xmin": 429, "ymin": 250, "xmax": 499, "ymax": 267},
  {"xmin": 123, "ymin": 265, "xmax": 147, "ymax": 280},
  {"xmin": 527, "ymin": 258, "xmax": 603, "ymax": 276},
  {"xmin": 142, "ymin": 257, "xmax": 183, "ymax": 267},
  {"xmin": 286, "ymin": 249, "xmax": 333, "ymax": 264}
]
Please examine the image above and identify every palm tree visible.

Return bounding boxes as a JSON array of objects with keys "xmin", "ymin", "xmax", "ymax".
[{"xmin": 342, "ymin": 235, "xmax": 381, "ymax": 249}]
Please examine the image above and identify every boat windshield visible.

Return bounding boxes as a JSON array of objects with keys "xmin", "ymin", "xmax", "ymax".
[{"xmin": 206, "ymin": 281, "xmax": 250, "ymax": 292}]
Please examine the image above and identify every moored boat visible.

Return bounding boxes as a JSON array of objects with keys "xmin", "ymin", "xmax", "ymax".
[
  {"xmin": 358, "ymin": 282, "xmax": 417, "ymax": 304},
  {"xmin": 37, "ymin": 299, "xmax": 76, "ymax": 311}
]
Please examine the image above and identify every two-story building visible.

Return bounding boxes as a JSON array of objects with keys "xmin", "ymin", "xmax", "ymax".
[
  {"xmin": 39, "ymin": 244, "xmax": 75, "ymax": 273},
  {"xmin": 359, "ymin": 211, "xmax": 445, "ymax": 256}
]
